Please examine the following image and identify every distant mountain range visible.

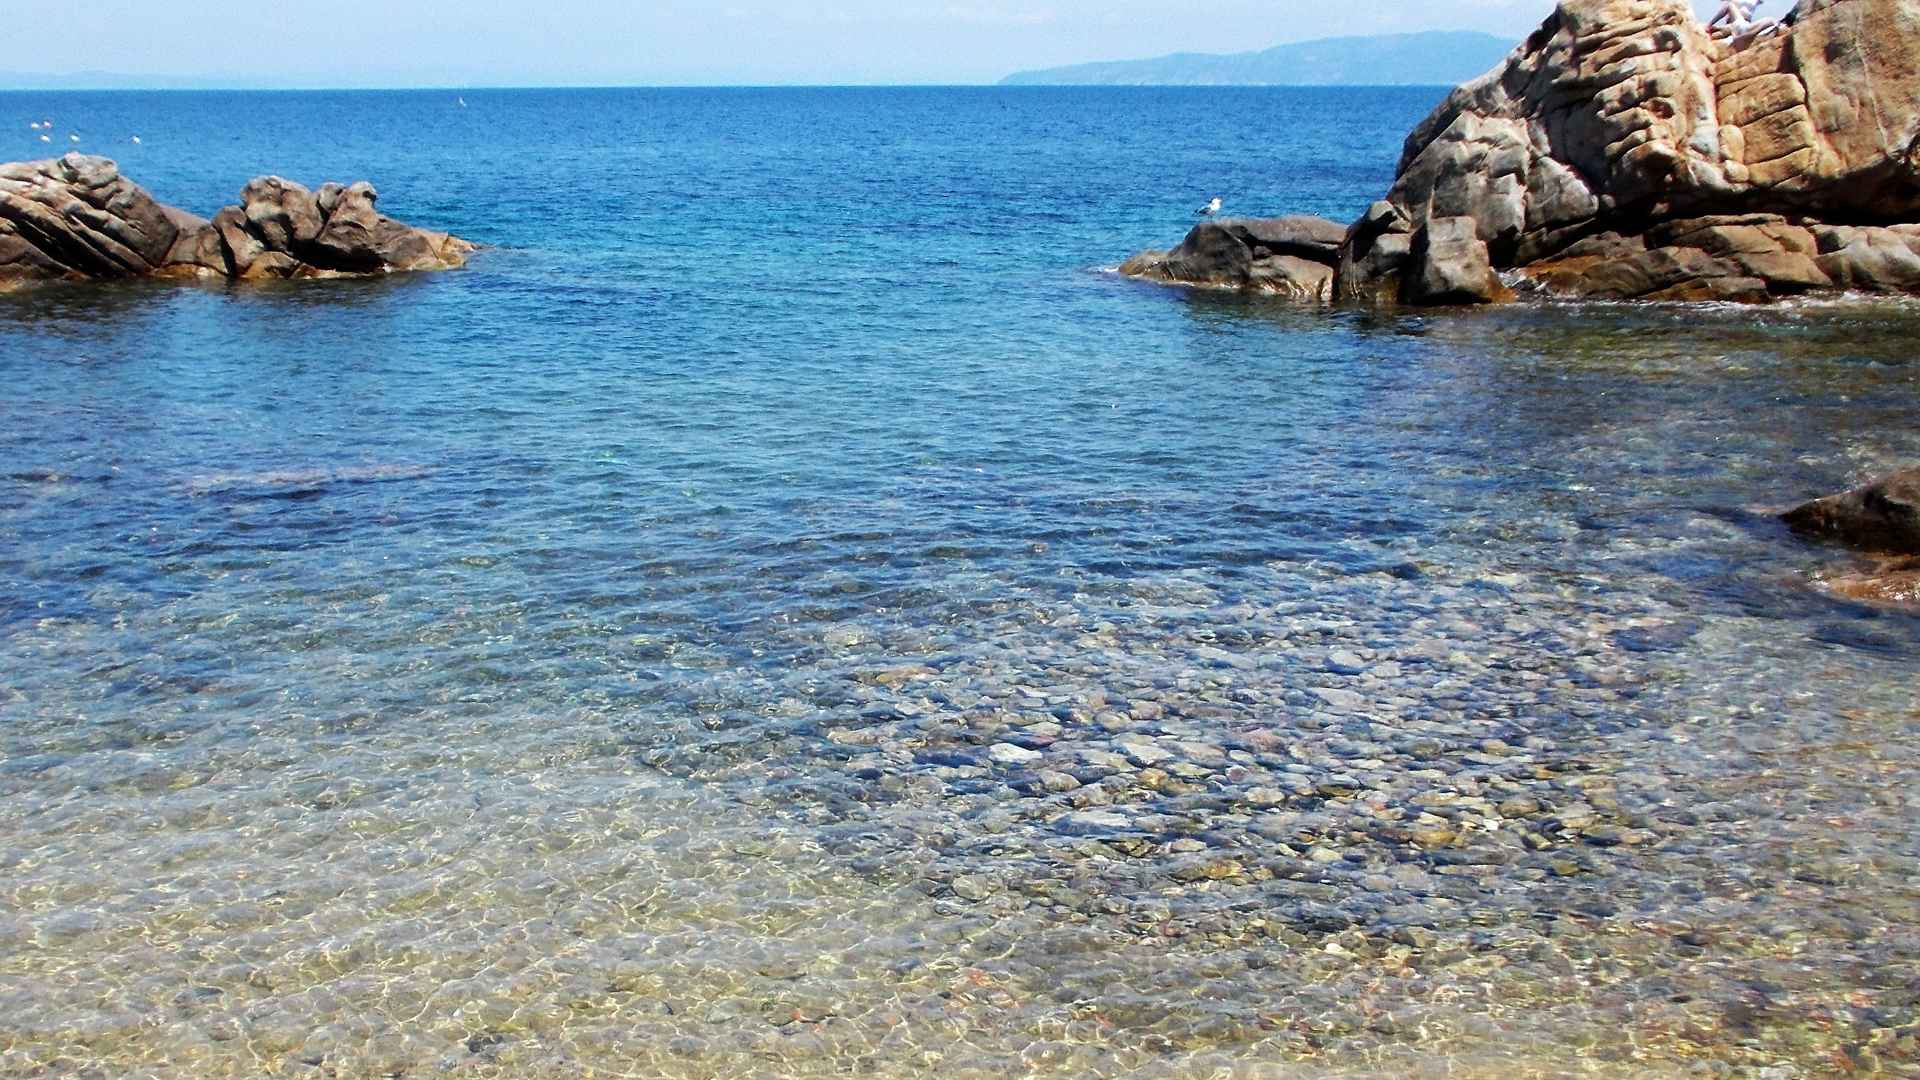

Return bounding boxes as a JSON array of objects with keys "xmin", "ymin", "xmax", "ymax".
[{"xmin": 999, "ymin": 31, "xmax": 1517, "ymax": 87}]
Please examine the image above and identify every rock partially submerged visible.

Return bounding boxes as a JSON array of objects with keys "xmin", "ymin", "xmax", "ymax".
[
  {"xmin": 1125, "ymin": 0, "xmax": 1920, "ymax": 305},
  {"xmin": 1784, "ymin": 467, "xmax": 1920, "ymax": 555},
  {"xmin": 0, "ymin": 153, "xmax": 471, "ymax": 285},
  {"xmin": 1784, "ymin": 467, "xmax": 1920, "ymax": 607},
  {"xmin": 1822, "ymin": 558, "xmax": 1920, "ymax": 607},
  {"xmin": 1120, "ymin": 216, "xmax": 1345, "ymax": 300}
]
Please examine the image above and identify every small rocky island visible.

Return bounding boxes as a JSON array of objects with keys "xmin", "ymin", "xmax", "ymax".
[
  {"xmin": 1125, "ymin": 0, "xmax": 1920, "ymax": 305},
  {"xmin": 0, "ymin": 152, "xmax": 471, "ymax": 283}
]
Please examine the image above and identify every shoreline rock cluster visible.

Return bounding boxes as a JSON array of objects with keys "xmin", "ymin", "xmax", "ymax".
[
  {"xmin": 0, "ymin": 152, "xmax": 471, "ymax": 284},
  {"xmin": 1125, "ymin": 0, "xmax": 1920, "ymax": 305}
]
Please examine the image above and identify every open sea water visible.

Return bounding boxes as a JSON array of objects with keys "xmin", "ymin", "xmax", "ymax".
[{"xmin": 1, "ymin": 87, "xmax": 1917, "ymax": 1080}]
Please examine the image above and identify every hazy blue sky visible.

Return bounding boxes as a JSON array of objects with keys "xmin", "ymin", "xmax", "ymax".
[{"xmin": 5, "ymin": 0, "xmax": 1582, "ymax": 86}]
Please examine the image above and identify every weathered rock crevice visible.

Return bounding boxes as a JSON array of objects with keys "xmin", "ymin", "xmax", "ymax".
[{"xmin": 0, "ymin": 153, "xmax": 472, "ymax": 285}]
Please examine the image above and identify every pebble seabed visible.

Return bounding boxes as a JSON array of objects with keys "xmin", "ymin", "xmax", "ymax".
[{"xmin": 1, "ymin": 293, "xmax": 1918, "ymax": 1080}]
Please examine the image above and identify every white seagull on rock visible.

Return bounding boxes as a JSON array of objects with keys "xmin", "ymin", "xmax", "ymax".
[{"xmin": 1195, "ymin": 197, "xmax": 1222, "ymax": 217}]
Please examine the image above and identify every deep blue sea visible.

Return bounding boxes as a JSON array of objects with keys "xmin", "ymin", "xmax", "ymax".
[{"xmin": 1, "ymin": 88, "xmax": 1917, "ymax": 1080}]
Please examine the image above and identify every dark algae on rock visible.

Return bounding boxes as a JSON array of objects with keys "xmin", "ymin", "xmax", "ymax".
[
  {"xmin": 0, "ymin": 152, "xmax": 471, "ymax": 284},
  {"xmin": 1126, "ymin": 0, "xmax": 1920, "ymax": 305}
]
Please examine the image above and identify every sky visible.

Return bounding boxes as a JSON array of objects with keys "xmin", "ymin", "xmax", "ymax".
[{"xmin": 1, "ymin": 0, "xmax": 1577, "ymax": 87}]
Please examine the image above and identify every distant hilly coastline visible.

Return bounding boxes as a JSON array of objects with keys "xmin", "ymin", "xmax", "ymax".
[
  {"xmin": 999, "ymin": 31, "xmax": 1517, "ymax": 87},
  {"xmin": 2, "ymin": 31, "xmax": 1519, "ymax": 92}
]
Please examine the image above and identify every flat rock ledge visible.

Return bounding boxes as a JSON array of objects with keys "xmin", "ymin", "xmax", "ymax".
[
  {"xmin": 1126, "ymin": 0, "xmax": 1920, "ymax": 305},
  {"xmin": 0, "ymin": 153, "xmax": 472, "ymax": 284},
  {"xmin": 1784, "ymin": 467, "xmax": 1920, "ymax": 607}
]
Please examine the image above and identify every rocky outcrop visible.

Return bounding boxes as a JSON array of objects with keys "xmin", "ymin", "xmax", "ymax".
[
  {"xmin": 1345, "ymin": 0, "xmax": 1920, "ymax": 303},
  {"xmin": 1120, "ymin": 216, "xmax": 1346, "ymax": 300},
  {"xmin": 1128, "ymin": 0, "xmax": 1920, "ymax": 304},
  {"xmin": 0, "ymin": 153, "xmax": 471, "ymax": 285}
]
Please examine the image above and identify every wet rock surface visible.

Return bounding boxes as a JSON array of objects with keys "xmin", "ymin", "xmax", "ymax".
[
  {"xmin": 0, "ymin": 153, "xmax": 471, "ymax": 284},
  {"xmin": 1825, "ymin": 556, "xmax": 1920, "ymax": 607},
  {"xmin": 1786, "ymin": 467, "xmax": 1920, "ymax": 556},
  {"xmin": 1787, "ymin": 467, "xmax": 1920, "ymax": 608}
]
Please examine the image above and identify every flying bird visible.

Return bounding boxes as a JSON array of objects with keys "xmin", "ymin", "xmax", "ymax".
[
  {"xmin": 1195, "ymin": 197, "xmax": 1222, "ymax": 217},
  {"xmin": 40, "ymin": 135, "xmax": 50, "ymax": 142},
  {"xmin": 131, "ymin": 136, "xmax": 141, "ymax": 143},
  {"xmin": 70, "ymin": 135, "xmax": 80, "ymax": 142}
]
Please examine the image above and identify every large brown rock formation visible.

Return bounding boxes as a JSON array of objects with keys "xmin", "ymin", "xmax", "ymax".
[
  {"xmin": 0, "ymin": 153, "xmax": 471, "ymax": 285},
  {"xmin": 1125, "ymin": 0, "xmax": 1920, "ymax": 304}
]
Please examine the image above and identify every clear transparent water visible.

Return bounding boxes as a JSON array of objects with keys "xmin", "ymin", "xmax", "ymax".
[{"xmin": 1, "ymin": 88, "xmax": 1917, "ymax": 1080}]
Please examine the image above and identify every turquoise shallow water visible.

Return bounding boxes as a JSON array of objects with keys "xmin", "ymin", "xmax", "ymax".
[{"xmin": 1, "ymin": 88, "xmax": 1918, "ymax": 1079}]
